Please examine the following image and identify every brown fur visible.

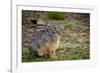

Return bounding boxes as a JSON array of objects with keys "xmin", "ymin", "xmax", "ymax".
[{"xmin": 37, "ymin": 34, "xmax": 60, "ymax": 58}]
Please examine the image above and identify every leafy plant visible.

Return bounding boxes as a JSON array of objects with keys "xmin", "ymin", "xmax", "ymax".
[{"xmin": 67, "ymin": 20, "xmax": 76, "ymax": 29}]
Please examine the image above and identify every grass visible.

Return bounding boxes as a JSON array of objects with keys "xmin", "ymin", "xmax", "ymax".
[
  {"xmin": 67, "ymin": 20, "xmax": 77, "ymax": 29},
  {"xmin": 47, "ymin": 12, "xmax": 65, "ymax": 20},
  {"xmin": 22, "ymin": 43, "xmax": 90, "ymax": 62}
]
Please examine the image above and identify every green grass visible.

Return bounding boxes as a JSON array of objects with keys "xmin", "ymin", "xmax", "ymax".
[
  {"xmin": 47, "ymin": 12, "xmax": 65, "ymax": 20},
  {"xmin": 67, "ymin": 20, "xmax": 77, "ymax": 29},
  {"xmin": 22, "ymin": 43, "xmax": 90, "ymax": 62}
]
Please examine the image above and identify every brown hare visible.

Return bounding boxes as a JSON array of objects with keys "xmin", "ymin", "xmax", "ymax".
[{"xmin": 28, "ymin": 19, "xmax": 60, "ymax": 58}]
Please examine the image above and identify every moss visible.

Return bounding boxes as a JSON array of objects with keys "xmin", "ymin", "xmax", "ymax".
[{"xmin": 47, "ymin": 12, "xmax": 65, "ymax": 20}]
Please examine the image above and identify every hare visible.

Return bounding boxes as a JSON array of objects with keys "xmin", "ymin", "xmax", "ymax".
[{"xmin": 28, "ymin": 19, "xmax": 60, "ymax": 58}]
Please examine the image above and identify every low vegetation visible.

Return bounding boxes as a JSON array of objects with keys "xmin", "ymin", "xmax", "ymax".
[
  {"xmin": 22, "ymin": 43, "xmax": 89, "ymax": 62},
  {"xmin": 47, "ymin": 12, "xmax": 65, "ymax": 20},
  {"xmin": 67, "ymin": 20, "xmax": 77, "ymax": 29}
]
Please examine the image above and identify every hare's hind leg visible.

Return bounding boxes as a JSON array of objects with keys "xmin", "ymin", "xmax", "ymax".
[
  {"xmin": 37, "ymin": 47, "xmax": 49, "ymax": 58},
  {"xmin": 28, "ymin": 45, "xmax": 41, "ymax": 58}
]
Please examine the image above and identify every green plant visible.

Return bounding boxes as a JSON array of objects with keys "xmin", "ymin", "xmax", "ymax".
[
  {"xmin": 22, "ymin": 43, "xmax": 89, "ymax": 62},
  {"xmin": 67, "ymin": 20, "xmax": 76, "ymax": 29},
  {"xmin": 47, "ymin": 12, "xmax": 65, "ymax": 20}
]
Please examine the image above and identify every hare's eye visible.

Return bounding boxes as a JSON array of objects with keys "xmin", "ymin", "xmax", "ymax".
[
  {"xmin": 47, "ymin": 29, "xmax": 50, "ymax": 32},
  {"xmin": 47, "ymin": 28, "xmax": 51, "ymax": 32}
]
